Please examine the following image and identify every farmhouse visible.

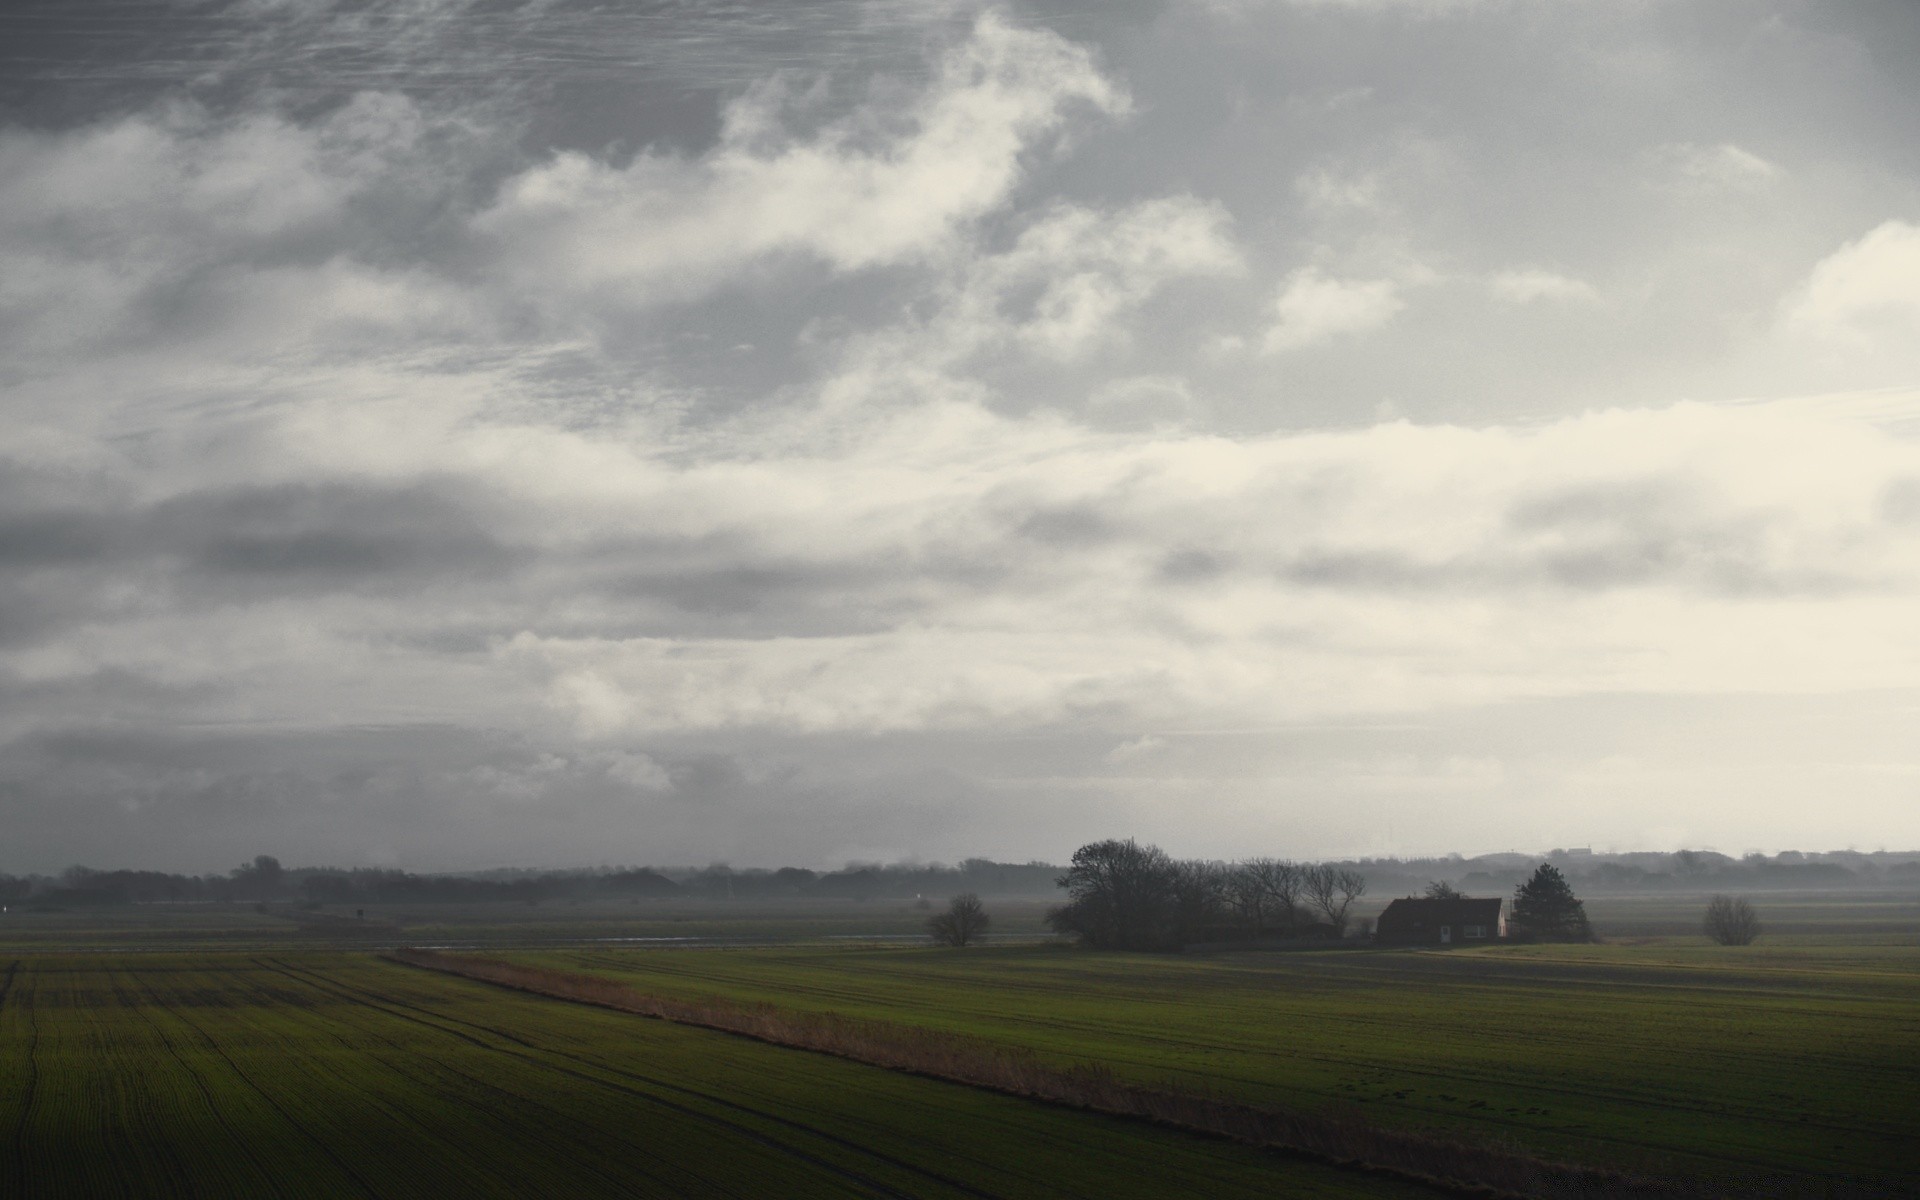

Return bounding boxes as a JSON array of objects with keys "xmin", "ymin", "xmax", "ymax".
[{"xmin": 1374, "ymin": 897, "xmax": 1504, "ymax": 946}]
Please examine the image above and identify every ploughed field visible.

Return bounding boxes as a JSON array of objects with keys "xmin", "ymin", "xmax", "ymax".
[
  {"xmin": 0, "ymin": 952, "xmax": 1436, "ymax": 1199},
  {"xmin": 508, "ymin": 940, "xmax": 1920, "ymax": 1191}
]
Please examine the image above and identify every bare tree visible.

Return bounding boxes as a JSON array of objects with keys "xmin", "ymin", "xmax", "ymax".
[
  {"xmin": 929, "ymin": 893, "xmax": 991, "ymax": 946},
  {"xmin": 1252, "ymin": 858, "xmax": 1306, "ymax": 928},
  {"xmin": 1225, "ymin": 857, "xmax": 1301, "ymax": 932},
  {"xmin": 1703, "ymin": 895, "xmax": 1759, "ymax": 946},
  {"xmin": 1223, "ymin": 862, "xmax": 1267, "ymax": 930},
  {"xmin": 1424, "ymin": 880, "xmax": 1462, "ymax": 900},
  {"xmin": 1303, "ymin": 864, "xmax": 1367, "ymax": 934}
]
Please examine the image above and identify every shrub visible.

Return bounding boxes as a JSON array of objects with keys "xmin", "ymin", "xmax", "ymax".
[
  {"xmin": 1703, "ymin": 894, "xmax": 1760, "ymax": 946},
  {"xmin": 928, "ymin": 893, "xmax": 990, "ymax": 946}
]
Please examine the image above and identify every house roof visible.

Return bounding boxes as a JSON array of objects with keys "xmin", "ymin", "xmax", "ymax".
[{"xmin": 1376, "ymin": 897, "xmax": 1502, "ymax": 931}]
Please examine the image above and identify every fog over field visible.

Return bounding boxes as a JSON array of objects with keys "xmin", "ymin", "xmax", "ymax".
[{"xmin": 3, "ymin": 1, "xmax": 1920, "ymax": 873}]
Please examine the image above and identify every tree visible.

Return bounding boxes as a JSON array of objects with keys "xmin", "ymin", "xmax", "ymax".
[
  {"xmin": 1230, "ymin": 857, "xmax": 1306, "ymax": 932},
  {"xmin": 1168, "ymin": 859, "xmax": 1227, "ymax": 944},
  {"xmin": 1303, "ymin": 864, "xmax": 1367, "ymax": 934},
  {"xmin": 1423, "ymin": 880, "xmax": 1463, "ymax": 900},
  {"xmin": 1703, "ymin": 895, "xmax": 1759, "ymax": 946},
  {"xmin": 1047, "ymin": 839, "xmax": 1179, "ymax": 950},
  {"xmin": 928, "ymin": 893, "xmax": 990, "ymax": 947},
  {"xmin": 1509, "ymin": 863, "xmax": 1592, "ymax": 942},
  {"xmin": 230, "ymin": 854, "xmax": 285, "ymax": 901}
]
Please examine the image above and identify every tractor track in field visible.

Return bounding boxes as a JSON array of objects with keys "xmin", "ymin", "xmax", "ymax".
[
  {"xmin": 116, "ymin": 970, "xmax": 295, "ymax": 1198},
  {"xmin": 9, "ymin": 961, "xmax": 39, "ymax": 1200},
  {"xmin": 100, "ymin": 979, "xmax": 207, "ymax": 1199},
  {"xmin": 222, "ymin": 964, "xmax": 688, "ymax": 1198},
  {"xmin": 139, "ymin": 978, "xmax": 384, "ymax": 1200},
  {"xmin": 262, "ymin": 957, "xmax": 1001, "ymax": 1200}
]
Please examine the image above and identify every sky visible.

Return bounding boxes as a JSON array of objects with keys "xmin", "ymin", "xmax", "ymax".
[{"xmin": 3, "ymin": 0, "xmax": 1919, "ymax": 874}]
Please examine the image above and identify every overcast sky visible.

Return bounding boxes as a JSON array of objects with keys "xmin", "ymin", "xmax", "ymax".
[{"xmin": 3, "ymin": 0, "xmax": 1919, "ymax": 873}]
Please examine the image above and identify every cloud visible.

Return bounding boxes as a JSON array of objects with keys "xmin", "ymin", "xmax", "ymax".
[
  {"xmin": 1657, "ymin": 142, "xmax": 1783, "ymax": 193},
  {"xmin": 1197, "ymin": 0, "xmax": 1490, "ymax": 16},
  {"xmin": 1260, "ymin": 267, "xmax": 1403, "ymax": 353},
  {"xmin": 13, "ymin": 380, "xmax": 1919, "ymax": 751},
  {"xmin": 896, "ymin": 197, "xmax": 1242, "ymax": 366},
  {"xmin": 9, "ymin": 2, "xmax": 1920, "ymax": 867},
  {"xmin": 1782, "ymin": 220, "xmax": 1920, "ymax": 347},
  {"xmin": 0, "ymin": 93, "xmax": 481, "ymax": 367},
  {"xmin": 1488, "ymin": 269, "xmax": 1599, "ymax": 305},
  {"xmin": 472, "ymin": 15, "xmax": 1126, "ymax": 307}
]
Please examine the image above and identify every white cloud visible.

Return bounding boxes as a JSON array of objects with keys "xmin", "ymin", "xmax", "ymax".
[
  {"xmin": 1657, "ymin": 141, "xmax": 1783, "ymax": 192},
  {"xmin": 1105, "ymin": 734, "xmax": 1169, "ymax": 763},
  {"xmin": 472, "ymin": 15, "xmax": 1126, "ymax": 306},
  {"xmin": 936, "ymin": 197, "xmax": 1241, "ymax": 362},
  {"xmin": 1782, "ymin": 220, "xmax": 1920, "ymax": 347},
  {"xmin": 1260, "ymin": 267, "xmax": 1403, "ymax": 353},
  {"xmin": 1295, "ymin": 167, "xmax": 1387, "ymax": 215},
  {"xmin": 324, "ymin": 397, "xmax": 1920, "ymax": 737},
  {"xmin": 1489, "ymin": 268, "xmax": 1599, "ymax": 305},
  {"xmin": 0, "ymin": 94, "xmax": 464, "ymax": 364},
  {"xmin": 16, "ymin": 374, "xmax": 1920, "ymax": 746}
]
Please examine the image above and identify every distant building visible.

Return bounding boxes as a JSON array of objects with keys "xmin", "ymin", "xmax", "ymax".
[{"xmin": 1374, "ymin": 897, "xmax": 1504, "ymax": 946}]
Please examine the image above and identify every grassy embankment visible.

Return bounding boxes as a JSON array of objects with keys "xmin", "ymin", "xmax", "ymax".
[
  {"xmin": 0, "ymin": 952, "xmax": 1438, "ymax": 1199},
  {"xmin": 493, "ymin": 937, "xmax": 1920, "ymax": 1192}
]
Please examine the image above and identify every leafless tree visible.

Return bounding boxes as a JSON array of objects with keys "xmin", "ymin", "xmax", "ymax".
[
  {"xmin": 1424, "ymin": 880, "xmax": 1462, "ymax": 900},
  {"xmin": 1246, "ymin": 858, "xmax": 1308, "ymax": 929},
  {"xmin": 1224, "ymin": 857, "xmax": 1298, "ymax": 932},
  {"xmin": 929, "ymin": 893, "xmax": 990, "ymax": 946},
  {"xmin": 1703, "ymin": 895, "xmax": 1759, "ymax": 946},
  {"xmin": 1303, "ymin": 864, "xmax": 1367, "ymax": 933}
]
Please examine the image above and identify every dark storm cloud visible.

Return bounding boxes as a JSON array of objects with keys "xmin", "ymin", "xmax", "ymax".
[
  {"xmin": 155, "ymin": 482, "xmax": 517, "ymax": 581},
  {"xmin": 0, "ymin": 0, "xmax": 979, "ymax": 129},
  {"xmin": 0, "ymin": 509, "xmax": 115, "ymax": 567},
  {"xmin": 0, "ymin": 479, "xmax": 516, "ymax": 585}
]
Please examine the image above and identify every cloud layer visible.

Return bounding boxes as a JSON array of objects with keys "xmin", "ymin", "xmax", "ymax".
[{"xmin": 5, "ymin": 1, "xmax": 1920, "ymax": 869}]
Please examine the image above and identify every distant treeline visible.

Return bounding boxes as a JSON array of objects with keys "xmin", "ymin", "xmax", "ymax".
[
  {"xmin": 0, "ymin": 855, "xmax": 1064, "ymax": 909},
  {"xmin": 5, "ymin": 846, "xmax": 1914, "ymax": 912},
  {"xmin": 1365, "ymin": 848, "xmax": 1920, "ymax": 898}
]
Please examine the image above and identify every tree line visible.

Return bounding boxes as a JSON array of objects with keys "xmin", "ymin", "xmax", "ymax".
[
  {"xmin": 0, "ymin": 856, "xmax": 1065, "ymax": 909},
  {"xmin": 1045, "ymin": 839, "xmax": 1367, "ymax": 951}
]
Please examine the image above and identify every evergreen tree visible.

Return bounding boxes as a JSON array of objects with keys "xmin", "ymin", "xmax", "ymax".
[{"xmin": 1509, "ymin": 863, "xmax": 1592, "ymax": 941}]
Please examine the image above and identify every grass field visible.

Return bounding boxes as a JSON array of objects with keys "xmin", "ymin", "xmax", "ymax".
[
  {"xmin": 0, "ymin": 951, "xmax": 1439, "ymax": 1199},
  {"xmin": 0, "ymin": 897, "xmax": 1064, "ymax": 952},
  {"xmin": 505, "ymin": 938, "xmax": 1920, "ymax": 1191},
  {"xmin": 3, "ymin": 893, "xmax": 1915, "ymax": 1196}
]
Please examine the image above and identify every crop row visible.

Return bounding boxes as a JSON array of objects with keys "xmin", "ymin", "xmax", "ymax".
[{"xmin": 0, "ymin": 953, "xmax": 1428, "ymax": 1199}]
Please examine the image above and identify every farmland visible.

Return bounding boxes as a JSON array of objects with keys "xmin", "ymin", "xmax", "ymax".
[
  {"xmin": 2, "ymin": 891, "xmax": 1916, "ymax": 1197},
  {"xmin": 0, "ymin": 951, "xmax": 1438, "ymax": 1199},
  {"xmin": 504, "ymin": 936, "xmax": 1920, "ymax": 1192}
]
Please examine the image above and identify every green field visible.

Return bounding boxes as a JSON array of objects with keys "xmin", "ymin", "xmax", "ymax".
[
  {"xmin": 507, "ymin": 938, "xmax": 1920, "ymax": 1191},
  {"xmin": 0, "ymin": 897, "xmax": 1063, "ymax": 952},
  {"xmin": 3, "ymin": 892, "xmax": 1915, "ymax": 1197},
  {"xmin": 0, "ymin": 952, "xmax": 1437, "ymax": 1199}
]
